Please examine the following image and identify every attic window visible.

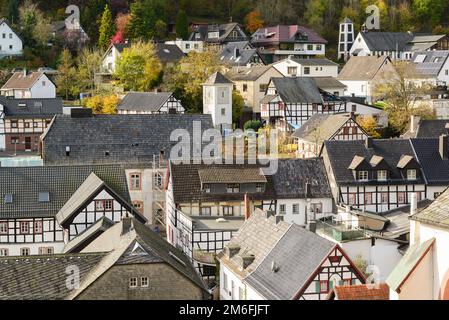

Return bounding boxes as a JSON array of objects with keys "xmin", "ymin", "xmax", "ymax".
[
  {"xmin": 4, "ymin": 194, "xmax": 13, "ymax": 203},
  {"xmin": 105, "ymin": 151, "xmax": 110, "ymax": 157},
  {"xmin": 38, "ymin": 192, "xmax": 50, "ymax": 202},
  {"xmin": 18, "ymin": 103, "xmax": 26, "ymax": 108}
]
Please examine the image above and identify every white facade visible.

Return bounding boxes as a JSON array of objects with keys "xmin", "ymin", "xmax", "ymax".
[
  {"xmin": 346, "ymin": 100, "xmax": 388, "ymax": 127},
  {"xmin": 275, "ymin": 198, "xmax": 334, "ymax": 225},
  {"xmin": 340, "ymin": 80, "xmax": 371, "ymax": 101},
  {"xmin": 0, "ymin": 21, "xmax": 23, "ymax": 57},
  {"xmin": 203, "ymin": 80, "xmax": 233, "ymax": 131},
  {"xmin": 273, "ymin": 58, "xmax": 338, "ymax": 78},
  {"xmin": 165, "ymin": 40, "xmax": 204, "ymax": 54},
  {"xmin": 1, "ymin": 73, "xmax": 56, "ymax": 99},
  {"xmin": 338, "ymin": 19, "xmax": 354, "ymax": 61},
  {"xmin": 274, "ymin": 43, "xmax": 326, "ymax": 59},
  {"xmin": 0, "ymin": 104, "xmax": 4, "ymax": 150},
  {"xmin": 349, "ymin": 32, "xmax": 411, "ymax": 61},
  {"xmin": 102, "ymin": 45, "xmax": 122, "ymax": 73}
]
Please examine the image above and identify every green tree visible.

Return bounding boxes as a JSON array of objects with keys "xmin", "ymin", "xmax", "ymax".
[
  {"xmin": 232, "ymin": 91, "xmax": 245, "ymax": 124},
  {"xmin": 175, "ymin": 10, "xmax": 189, "ymax": 40},
  {"xmin": 6, "ymin": 0, "xmax": 19, "ymax": 24},
  {"xmin": 244, "ymin": 120, "xmax": 262, "ymax": 132},
  {"xmin": 127, "ymin": 0, "xmax": 145, "ymax": 39},
  {"xmin": 113, "ymin": 41, "xmax": 162, "ymax": 91},
  {"xmin": 413, "ymin": 0, "xmax": 446, "ymax": 30},
  {"xmin": 56, "ymin": 49, "xmax": 78, "ymax": 100},
  {"xmin": 154, "ymin": 19, "xmax": 167, "ymax": 40},
  {"xmin": 77, "ymin": 48, "xmax": 102, "ymax": 94},
  {"xmin": 98, "ymin": 5, "xmax": 116, "ymax": 49}
]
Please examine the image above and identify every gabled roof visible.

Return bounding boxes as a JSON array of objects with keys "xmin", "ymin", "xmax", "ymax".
[
  {"xmin": 1, "ymin": 71, "xmax": 49, "ymax": 90},
  {"xmin": 219, "ymin": 41, "xmax": 263, "ymax": 66},
  {"xmin": 155, "ymin": 43, "xmax": 184, "ymax": 63},
  {"xmin": 270, "ymin": 158, "xmax": 332, "ymax": 199},
  {"xmin": 329, "ymin": 283, "xmax": 390, "ymax": 300},
  {"xmin": 0, "ymin": 97, "xmax": 63, "ymax": 118},
  {"xmin": 0, "ymin": 164, "xmax": 130, "ymax": 219},
  {"xmin": 386, "ymin": 238, "xmax": 435, "ymax": 292},
  {"xmin": 252, "ymin": 25, "xmax": 327, "ymax": 44},
  {"xmin": 270, "ymin": 77, "xmax": 323, "ymax": 104},
  {"xmin": 225, "ymin": 65, "xmax": 279, "ymax": 81},
  {"xmin": 204, "ymin": 71, "xmax": 233, "ymax": 85},
  {"xmin": 117, "ymin": 92, "xmax": 175, "ymax": 112},
  {"xmin": 198, "ymin": 168, "xmax": 267, "ymax": 184},
  {"xmin": 189, "ymin": 23, "xmax": 248, "ymax": 43},
  {"xmin": 410, "ymin": 187, "xmax": 449, "ymax": 229},
  {"xmin": 359, "ymin": 32, "xmax": 414, "ymax": 52},
  {"xmin": 338, "ymin": 56, "xmax": 391, "ymax": 81},
  {"xmin": 414, "ymin": 120, "xmax": 449, "ymax": 138}
]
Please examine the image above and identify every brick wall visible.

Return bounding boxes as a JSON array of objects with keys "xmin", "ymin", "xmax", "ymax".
[{"xmin": 5, "ymin": 133, "xmax": 40, "ymax": 152}]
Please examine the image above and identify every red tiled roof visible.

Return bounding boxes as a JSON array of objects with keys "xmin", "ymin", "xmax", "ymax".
[{"xmin": 330, "ymin": 283, "xmax": 390, "ymax": 300}]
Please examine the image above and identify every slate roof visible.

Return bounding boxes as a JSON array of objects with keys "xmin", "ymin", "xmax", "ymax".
[
  {"xmin": 270, "ymin": 77, "xmax": 323, "ymax": 104},
  {"xmin": 219, "ymin": 41, "xmax": 262, "ymax": 66},
  {"xmin": 386, "ymin": 238, "xmax": 435, "ymax": 292},
  {"xmin": 155, "ymin": 43, "xmax": 184, "ymax": 63},
  {"xmin": 329, "ymin": 283, "xmax": 390, "ymax": 300},
  {"xmin": 204, "ymin": 72, "xmax": 233, "ymax": 85},
  {"xmin": 42, "ymin": 114, "xmax": 214, "ymax": 165},
  {"xmin": 225, "ymin": 65, "xmax": 278, "ymax": 81},
  {"xmin": 411, "ymin": 138, "xmax": 449, "ymax": 185},
  {"xmin": 291, "ymin": 58, "xmax": 338, "ymax": 67},
  {"xmin": 313, "ymin": 77, "xmax": 346, "ymax": 89},
  {"xmin": 0, "ymin": 164, "xmax": 130, "ymax": 219},
  {"xmin": 270, "ymin": 158, "xmax": 332, "ymax": 199},
  {"xmin": 292, "ymin": 113, "xmax": 359, "ymax": 144},
  {"xmin": 117, "ymin": 92, "xmax": 174, "ymax": 112},
  {"xmin": 411, "ymin": 51, "xmax": 449, "ymax": 77},
  {"xmin": 252, "ymin": 25, "xmax": 327, "ymax": 44},
  {"xmin": 0, "ymin": 252, "xmax": 106, "ymax": 300},
  {"xmin": 0, "ymin": 97, "xmax": 63, "ymax": 118},
  {"xmin": 410, "ymin": 188, "xmax": 449, "ymax": 229},
  {"xmin": 189, "ymin": 23, "xmax": 248, "ymax": 43},
  {"xmin": 245, "ymin": 223, "xmax": 335, "ymax": 300},
  {"xmin": 198, "ymin": 168, "xmax": 267, "ymax": 184},
  {"xmin": 338, "ymin": 56, "xmax": 391, "ymax": 81},
  {"xmin": 112, "ymin": 42, "xmax": 131, "ymax": 53},
  {"xmin": 169, "ymin": 162, "xmax": 276, "ymax": 203},
  {"xmin": 1, "ymin": 71, "xmax": 48, "ymax": 90},
  {"xmin": 414, "ymin": 120, "xmax": 449, "ymax": 138},
  {"xmin": 360, "ymin": 32, "xmax": 414, "ymax": 51},
  {"xmin": 324, "ymin": 139, "xmax": 423, "ymax": 184}
]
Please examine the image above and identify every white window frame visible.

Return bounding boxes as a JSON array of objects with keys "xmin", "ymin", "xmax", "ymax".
[
  {"xmin": 129, "ymin": 277, "xmax": 138, "ymax": 288},
  {"xmin": 407, "ymin": 169, "xmax": 417, "ymax": 180},
  {"xmin": 292, "ymin": 204, "xmax": 299, "ymax": 215},
  {"xmin": 377, "ymin": 170, "xmax": 387, "ymax": 181},
  {"xmin": 141, "ymin": 277, "xmax": 149, "ymax": 287},
  {"xmin": 358, "ymin": 171, "xmax": 369, "ymax": 181}
]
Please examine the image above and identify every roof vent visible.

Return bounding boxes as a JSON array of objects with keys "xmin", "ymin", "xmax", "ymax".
[
  {"xmin": 271, "ymin": 261, "xmax": 280, "ymax": 273},
  {"xmin": 216, "ymin": 218, "xmax": 228, "ymax": 223},
  {"xmin": 65, "ymin": 146, "xmax": 70, "ymax": 157},
  {"xmin": 225, "ymin": 244, "xmax": 240, "ymax": 259},
  {"xmin": 239, "ymin": 254, "xmax": 255, "ymax": 270}
]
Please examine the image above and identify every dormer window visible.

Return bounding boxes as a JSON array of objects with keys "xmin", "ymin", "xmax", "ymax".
[
  {"xmin": 226, "ymin": 184, "xmax": 239, "ymax": 193},
  {"xmin": 377, "ymin": 170, "xmax": 387, "ymax": 181},
  {"xmin": 256, "ymin": 184, "xmax": 262, "ymax": 192},
  {"xmin": 358, "ymin": 171, "xmax": 369, "ymax": 181},
  {"xmin": 203, "ymin": 184, "xmax": 211, "ymax": 193},
  {"xmin": 407, "ymin": 169, "xmax": 417, "ymax": 180}
]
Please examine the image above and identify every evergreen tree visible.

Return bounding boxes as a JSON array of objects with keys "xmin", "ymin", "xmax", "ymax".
[
  {"xmin": 175, "ymin": 10, "xmax": 189, "ymax": 40},
  {"xmin": 127, "ymin": 0, "xmax": 145, "ymax": 39},
  {"xmin": 98, "ymin": 5, "xmax": 116, "ymax": 49}
]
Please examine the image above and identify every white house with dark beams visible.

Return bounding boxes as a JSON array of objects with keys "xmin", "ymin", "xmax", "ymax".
[
  {"xmin": 0, "ymin": 164, "xmax": 145, "ymax": 257},
  {"xmin": 321, "ymin": 138, "xmax": 427, "ymax": 214},
  {"xmin": 117, "ymin": 92, "xmax": 185, "ymax": 114}
]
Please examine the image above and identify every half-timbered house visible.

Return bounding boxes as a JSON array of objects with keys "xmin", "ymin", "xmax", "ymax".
[
  {"xmin": 189, "ymin": 23, "xmax": 248, "ymax": 49},
  {"xmin": 0, "ymin": 97, "xmax": 62, "ymax": 152},
  {"xmin": 218, "ymin": 209, "xmax": 365, "ymax": 300},
  {"xmin": 117, "ymin": 92, "xmax": 185, "ymax": 114},
  {"xmin": 260, "ymin": 77, "xmax": 347, "ymax": 131},
  {"xmin": 293, "ymin": 113, "xmax": 369, "ymax": 158},
  {"xmin": 321, "ymin": 138, "xmax": 427, "ymax": 214},
  {"xmin": 0, "ymin": 164, "xmax": 145, "ymax": 257}
]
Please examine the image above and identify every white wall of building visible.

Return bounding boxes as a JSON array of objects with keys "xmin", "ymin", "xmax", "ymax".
[
  {"xmin": 0, "ymin": 103, "xmax": 4, "ymax": 150},
  {"xmin": 165, "ymin": 40, "xmax": 204, "ymax": 54},
  {"xmin": 276, "ymin": 198, "xmax": 334, "ymax": 226},
  {"xmin": 29, "ymin": 73, "xmax": 56, "ymax": 99},
  {"xmin": 273, "ymin": 58, "xmax": 338, "ymax": 78},
  {"xmin": 203, "ymin": 83, "xmax": 233, "ymax": 130},
  {"xmin": 0, "ymin": 22, "xmax": 23, "ymax": 56}
]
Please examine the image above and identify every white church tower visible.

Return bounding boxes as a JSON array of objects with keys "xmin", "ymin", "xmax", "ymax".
[
  {"xmin": 202, "ymin": 72, "xmax": 233, "ymax": 132},
  {"xmin": 338, "ymin": 17, "xmax": 355, "ymax": 61}
]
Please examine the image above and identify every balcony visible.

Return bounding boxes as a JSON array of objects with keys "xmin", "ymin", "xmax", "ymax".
[{"xmin": 316, "ymin": 217, "xmax": 366, "ymax": 242}]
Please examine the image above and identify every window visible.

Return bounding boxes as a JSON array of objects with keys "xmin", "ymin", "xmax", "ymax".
[
  {"xmin": 33, "ymin": 122, "xmax": 39, "ymax": 128},
  {"xmin": 4, "ymin": 194, "xmax": 13, "ymax": 203},
  {"xmin": 343, "ymin": 278, "xmax": 352, "ymax": 286},
  {"xmin": 256, "ymin": 184, "xmax": 262, "ymax": 192},
  {"xmin": 226, "ymin": 184, "xmax": 239, "ymax": 193},
  {"xmin": 381, "ymin": 192, "xmax": 389, "ymax": 204},
  {"xmin": 154, "ymin": 173, "xmax": 163, "ymax": 188},
  {"xmin": 342, "ymin": 127, "xmax": 350, "ymax": 135},
  {"xmin": 221, "ymin": 108, "xmax": 226, "ymax": 116},
  {"xmin": 42, "ymin": 81, "xmax": 46, "ymax": 87},
  {"xmin": 200, "ymin": 207, "xmax": 211, "ymax": 216},
  {"xmin": 20, "ymin": 248, "xmax": 30, "ymax": 256},
  {"xmin": 407, "ymin": 169, "xmax": 417, "ymax": 180},
  {"xmin": 316, "ymin": 45, "xmax": 322, "ymax": 51},
  {"xmin": 104, "ymin": 200, "xmax": 113, "ymax": 211},
  {"xmin": 242, "ymin": 84, "xmax": 248, "ymax": 92},
  {"xmin": 11, "ymin": 120, "xmax": 18, "ymax": 128},
  {"xmin": 352, "ymin": 104, "xmax": 357, "ymax": 112},
  {"xmin": 292, "ymin": 204, "xmax": 299, "ymax": 215},
  {"xmin": 358, "ymin": 171, "xmax": 369, "ymax": 181},
  {"xmin": 38, "ymin": 192, "xmax": 50, "ymax": 202},
  {"xmin": 129, "ymin": 277, "xmax": 138, "ymax": 288},
  {"xmin": 287, "ymin": 67, "xmax": 297, "ymax": 76},
  {"xmin": 311, "ymin": 203, "xmax": 323, "ymax": 213},
  {"xmin": 307, "ymin": 44, "xmax": 313, "ymax": 51},
  {"xmin": 19, "ymin": 221, "xmax": 29, "ymax": 234},
  {"xmin": 202, "ymin": 265, "xmax": 216, "ymax": 277},
  {"xmin": 185, "ymin": 43, "xmax": 190, "ymax": 49},
  {"xmin": 203, "ymin": 184, "xmax": 211, "ymax": 193},
  {"xmin": 9, "ymin": 33, "xmax": 12, "ymax": 39},
  {"xmin": 279, "ymin": 204, "xmax": 286, "ymax": 215},
  {"xmin": 2, "ymin": 33, "xmax": 5, "ymax": 38},
  {"xmin": 348, "ymin": 193, "xmax": 357, "ymax": 205},
  {"xmin": 397, "ymin": 192, "xmax": 406, "ymax": 204},
  {"xmin": 34, "ymin": 220, "xmax": 43, "ymax": 234},
  {"xmin": 259, "ymin": 84, "xmax": 268, "ymax": 93},
  {"xmin": 223, "ymin": 206, "xmax": 234, "ymax": 216},
  {"xmin": 304, "ymin": 67, "xmax": 310, "ymax": 75},
  {"xmin": 130, "ymin": 173, "xmax": 141, "ymax": 190},
  {"xmin": 319, "ymin": 280, "xmax": 329, "ymax": 293},
  {"xmin": 132, "ymin": 201, "xmax": 144, "ymax": 214},
  {"xmin": 364, "ymin": 193, "xmax": 372, "ymax": 205},
  {"xmin": 223, "ymin": 272, "xmax": 228, "ymax": 291},
  {"xmin": 0, "ymin": 222, "xmax": 7, "ymax": 234},
  {"xmin": 141, "ymin": 277, "xmax": 149, "ymax": 287},
  {"xmin": 9, "ymin": 45, "xmax": 12, "ymax": 50},
  {"xmin": 377, "ymin": 170, "xmax": 387, "ymax": 181},
  {"xmin": 24, "ymin": 122, "xmax": 30, "ymax": 128},
  {"xmin": 0, "ymin": 248, "xmax": 8, "ymax": 256},
  {"xmin": 38, "ymin": 247, "xmax": 53, "ymax": 255}
]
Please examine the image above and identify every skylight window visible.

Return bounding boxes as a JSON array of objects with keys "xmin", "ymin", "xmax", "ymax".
[
  {"xmin": 4, "ymin": 194, "xmax": 13, "ymax": 203},
  {"xmin": 414, "ymin": 54, "xmax": 426, "ymax": 63},
  {"xmin": 38, "ymin": 192, "xmax": 50, "ymax": 203}
]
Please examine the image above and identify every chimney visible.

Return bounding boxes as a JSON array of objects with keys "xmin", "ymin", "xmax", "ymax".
[
  {"xmin": 440, "ymin": 134, "xmax": 448, "ymax": 160},
  {"xmin": 265, "ymin": 210, "xmax": 275, "ymax": 219},
  {"xmin": 308, "ymin": 220, "xmax": 317, "ymax": 233},
  {"xmin": 365, "ymin": 137, "xmax": 373, "ymax": 149},
  {"xmin": 225, "ymin": 244, "xmax": 240, "ymax": 259},
  {"xmin": 234, "ymin": 47, "xmax": 240, "ymax": 58},
  {"xmin": 350, "ymin": 111, "xmax": 355, "ymax": 119},
  {"xmin": 275, "ymin": 215, "xmax": 284, "ymax": 225},
  {"xmin": 410, "ymin": 115, "xmax": 420, "ymax": 133},
  {"xmin": 305, "ymin": 181, "xmax": 312, "ymax": 199},
  {"xmin": 23, "ymin": 69, "xmax": 27, "ymax": 76},
  {"xmin": 244, "ymin": 193, "xmax": 251, "ymax": 220},
  {"xmin": 409, "ymin": 193, "xmax": 417, "ymax": 217},
  {"xmin": 239, "ymin": 254, "xmax": 255, "ymax": 270}
]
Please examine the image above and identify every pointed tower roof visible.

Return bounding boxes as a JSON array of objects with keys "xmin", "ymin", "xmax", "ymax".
[
  {"xmin": 204, "ymin": 71, "xmax": 233, "ymax": 85},
  {"xmin": 341, "ymin": 17, "xmax": 353, "ymax": 24}
]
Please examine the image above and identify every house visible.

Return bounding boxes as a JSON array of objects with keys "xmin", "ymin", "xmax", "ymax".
[
  {"xmin": 155, "ymin": 43, "xmax": 185, "ymax": 67},
  {"xmin": 327, "ymin": 283, "xmax": 390, "ymax": 300},
  {"xmin": 202, "ymin": 72, "xmax": 233, "ymax": 131},
  {"xmin": 273, "ymin": 57, "xmax": 339, "ymax": 78},
  {"xmin": 218, "ymin": 209, "xmax": 365, "ymax": 300},
  {"xmin": 0, "ymin": 71, "xmax": 56, "ymax": 99},
  {"xmin": 322, "ymin": 138, "xmax": 427, "ymax": 214},
  {"xmin": 260, "ymin": 77, "xmax": 347, "ymax": 131},
  {"xmin": 251, "ymin": 25, "xmax": 327, "ymax": 63},
  {"xmin": 292, "ymin": 113, "xmax": 368, "ymax": 159},
  {"xmin": 271, "ymin": 158, "xmax": 334, "ymax": 225},
  {"xmin": 189, "ymin": 23, "xmax": 248, "ymax": 48},
  {"xmin": 0, "ymin": 97, "xmax": 63, "ymax": 152},
  {"xmin": 117, "ymin": 92, "xmax": 185, "ymax": 114},
  {"xmin": 404, "ymin": 117, "xmax": 449, "ymax": 138},
  {"xmin": 410, "ymin": 51, "xmax": 449, "ymax": 86},
  {"xmin": 165, "ymin": 161, "xmax": 276, "ymax": 283},
  {"xmin": 387, "ymin": 187, "xmax": 449, "ymax": 300},
  {"xmin": 51, "ymin": 20, "xmax": 89, "ymax": 46},
  {"xmin": 225, "ymin": 65, "xmax": 283, "ymax": 115},
  {"xmin": 349, "ymin": 31, "xmax": 448, "ymax": 61},
  {"xmin": 337, "ymin": 55, "xmax": 397, "ymax": 103},
  {"xmin": 219, "ymin": 41, "xmax": 265, "ymax": 67},
  {"xmin": 102, "ymin": 43, "xmax": 130, "ymax": 73},
  {"xmin": 0, "ymin": 19, "xmax": 23, "ymax": 57},
  {"xmin": 0, "ymin": 164, "xmax": 146, "ymax": 257},
  {"xmin": 313, "ymin": 77, "xmax": 347, "ymax": 97},
  {"xmin": 342, "ymin": 96, "xmax": 388, "ymax": 127},
  {"xmin": 165, "ymin": 39, "xmax": 204, "ymax": 54},
  {"xmin": 0, "ymin": 217, "xmax": 209, "ymax": 299}
]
